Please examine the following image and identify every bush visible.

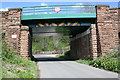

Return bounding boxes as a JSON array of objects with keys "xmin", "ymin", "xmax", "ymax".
[{"xmin": 90, "ymin": 53, "xmax": 119, "ymax": 73}]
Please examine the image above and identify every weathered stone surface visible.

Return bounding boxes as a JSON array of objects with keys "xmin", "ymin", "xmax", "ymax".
[
  {"xmin": 70, "ymin": 28, "xmax": 93, "ymax": 60},
  {"xmin": 20, "ymin": 26, "xmax": 29, "ymax": 58},
  {"xmin": 5, "ymin": 26, "xmax": 21, "ymax": 53},
  {"xmin": 8, "ymin": 8, "xmax": 22, "ymax": 26},
  {"xmin": 96, "ymin": 5, "xmax": 119, "ymax": 56},
  {"xmin": 21, "ymin": 26, "xmax": 29, "ymax": 30}
]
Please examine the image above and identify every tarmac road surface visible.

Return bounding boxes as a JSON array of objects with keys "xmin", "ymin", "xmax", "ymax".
[{"xmin": 34, "ymin": 54, "xmax": 118, "ymax": 78}]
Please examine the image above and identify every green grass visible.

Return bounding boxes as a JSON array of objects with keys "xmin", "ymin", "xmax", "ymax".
[
  {"xmin": 76, "ymin": 59, "xmax": 91, "ymax": 65},
  {"xmin": 1, "ymin": 41, "xmax": 37, "ymax": 78}
]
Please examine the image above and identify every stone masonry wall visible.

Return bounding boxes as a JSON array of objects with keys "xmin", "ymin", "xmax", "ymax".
[
  {"xmin": 70, "ymin": 34, "xmax": 92, "ymax": 60},
  {"xmin": 90, "ymin": 24, "xmax": 98, "ymax": 59},
  {"xmin": 70, "ymin": 24, "xmax": 97, "ymax": 60},
  {"xmin": 1, "ymin": 8, "xmax": 22, "ymax": 54},
  {"xmin": 20, "ymin": 26, "xmax": 29, "ymax": 58},
  {"xmin": 5, "ymin": 26, "xmax": 21, "ymax": 53},
  {"xmin": 109, "ymin": 8, "xmax": 120, "ymax": 41},
  {"xmin": 1, "ymin": 11, "xmax": 9, "ymax": 32},
  {"xmin": 1, "ymin": 8, "xmax": 29, "ymax": 58},
  {"xmin": 8, "ymin": 8, "xmax": 21, "ymax": 54},
  {"xmin": 70, "ymin": 27, "xmax": 91, "ymax": 60},
  {"xmin": 96, "ymin": 5, "xmax": 119, "ymax": 56}
]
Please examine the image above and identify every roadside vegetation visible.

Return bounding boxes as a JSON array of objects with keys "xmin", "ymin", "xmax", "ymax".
[
  {"xmin": 1, "ymin": 41, "xmax": 37, "ymax": 78},
  {"xmin": 56, "ymin": 51, "xmax": 74, "ymax": 60},
  {"xmin": 90, "ymin": 52, "xmax": 119, "ymax": 73},
  {"xmin": 32, "ymin": 36, "xmax": 70, "ymax": 52},
  {"xmin": 57, "ymin": 49, "xmax": 120, "ymax": 73}
]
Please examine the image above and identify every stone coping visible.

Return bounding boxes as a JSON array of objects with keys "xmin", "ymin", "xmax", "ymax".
[
  {"xmin": 96, "ymin": 5, "xmax": 110, "ymax": 7},
  {"xmin": 8, "ymin": 8, "xmax": 22, "ymax": 11}
]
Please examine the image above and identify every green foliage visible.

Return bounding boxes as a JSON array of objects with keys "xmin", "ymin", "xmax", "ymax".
[
  {"xmin": 1, "ymin": 41, "xmax": 37, "ymax": 78},
  {"xmin": 2, "ymin": 42, "xmax": 15, "ymax": 61},
  {"xmin": 76, "ymin": 59, "xmax": 91, "ymax": 65},
  {"xmin": 90, "ymin": 53, "xmax": 119, "ymax": 73},
  {"xmin": 32, "ymin": 36, "xmax": 70, "ymax": 52}
]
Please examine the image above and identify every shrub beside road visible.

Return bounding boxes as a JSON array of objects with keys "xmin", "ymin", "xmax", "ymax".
[{"xmin": 90, "ymin": 53, "xmax": 119, "ymax": 73}]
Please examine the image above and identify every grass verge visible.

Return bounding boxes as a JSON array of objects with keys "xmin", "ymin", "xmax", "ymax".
[
  {"xmin": 76, "ymin": 59, "xmax": 91, "ymax": 65},
  {"xmin": 1, "ymin": 41, "xmax": 37, "ymax": 78}
]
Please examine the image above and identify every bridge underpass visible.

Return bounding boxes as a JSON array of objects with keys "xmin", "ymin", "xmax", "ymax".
[
  {"xmin": 23, "ymin": 19, "xmax": 117, "ymax": 78},
  {"xmin": 20, "ymin": 5, "xmax": 98, "ymax": 60},
  {"xmin": 24, "ymin": 19, "xmax": 117, "ymax": 78},
  {"xmin": 22, "ymin": 18, "xmax": 96, "ymax": 60}
]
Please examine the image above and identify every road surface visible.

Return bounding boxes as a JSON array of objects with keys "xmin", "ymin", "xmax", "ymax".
[{"xmin": 34, "ymin": 54, "xmax": 118, "ymax": 78}]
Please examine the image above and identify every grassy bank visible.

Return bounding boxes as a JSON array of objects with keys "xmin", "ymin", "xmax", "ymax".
[
  {"xmin": 57, "ymin": 51, "xmax": 120, "ymax": 73},
  {"xmin": 1, "ymin": 41, "xmax": 37, "ymax": 78}
]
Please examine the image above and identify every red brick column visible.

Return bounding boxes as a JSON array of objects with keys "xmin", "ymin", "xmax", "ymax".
[
  {"xmin": 90, "ymin": 24, "xmax": 98, "ymax": 59},
  {"xmin": 109, "ymin": 8, "xmax": 120, "ymax": 44},
  {"xmin": 2, "ymin": 8, "xmax": 30, "ymax": 59},
  {"xmin": 4, "ymin": 8, "xmax": 22, "ymax": 54},
  {"xmin": 96, "ymin": 5, "xmax": 119, "ymax": 56},
  {"xmin": 20, "ymin": 26, "xmax": 29, "ymax": 58}
]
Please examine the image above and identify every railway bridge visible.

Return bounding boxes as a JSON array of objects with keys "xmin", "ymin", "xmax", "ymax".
[{"xmin": 1, "ymin": 5, "xmax": 119, "ymax": 60}]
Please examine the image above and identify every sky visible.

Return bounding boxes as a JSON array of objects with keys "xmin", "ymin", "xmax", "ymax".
[{"xmin": 0, "ymin": 2, "xmax": 119, "ymax": 11}]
